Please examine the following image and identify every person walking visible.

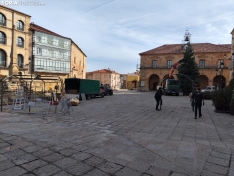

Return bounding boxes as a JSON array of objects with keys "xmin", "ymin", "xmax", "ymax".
[
  {"xmin": 154, "ymin": 87, "xmax": 162, "ymax": 111},
  {"xmin": 192, "ymin": 88, "xmax": 204, "ymax": 119}
]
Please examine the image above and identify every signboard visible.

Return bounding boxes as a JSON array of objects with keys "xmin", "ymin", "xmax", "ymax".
[{"xmin": 140, "ymin": 81, "xmax": 145, "ymax": 87}]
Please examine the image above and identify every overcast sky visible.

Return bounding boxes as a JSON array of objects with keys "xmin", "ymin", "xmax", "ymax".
[{"xmin": 7, "ymin": 0, "xmax": 234, "ymax": 74}]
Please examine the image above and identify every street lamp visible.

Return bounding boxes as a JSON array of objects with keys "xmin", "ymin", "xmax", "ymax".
[
  {"xmin": 215, "ymin": 69, "xmax": 218, "ymax": 90},
  {"xmin": 218, "ymin": 61, "xmax": 224, "ymax": 89}
]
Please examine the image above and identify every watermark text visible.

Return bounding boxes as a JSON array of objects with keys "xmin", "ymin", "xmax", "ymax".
[{"xmin": 1, "ymin": 1, "xmax": 45, "ymax": 6}]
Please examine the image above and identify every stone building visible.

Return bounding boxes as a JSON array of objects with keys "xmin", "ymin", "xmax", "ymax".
[
  {"xmin": 70, "ymin": 41, "xmax": 86, "ymax": 79},
  {"xmin": 126, "ymin": 72, "xmax": 139, "ymax": 90},
  {"xmin": 86, "ymin": 69, "xmax": 120, "ymax": 89},
  {"xmin": 0, "ymin": 5, "xmax": 31, "ymax": 77},
  {"xmin": 139, "ymin": 43, "xmax": 231, "ymax": 91},
  {"xmin": 0, "ymin": 4, "xmax": 86, "ymax": 92},
  {"xmin": 230, "ymin": 29, "xmax": 234, "ymax": 80}
]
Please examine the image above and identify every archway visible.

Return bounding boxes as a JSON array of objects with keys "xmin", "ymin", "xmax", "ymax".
[
  {"xmin": 149, "ymin": 74, "xmax": 160, "ymax": 91},
  {"xmin": 213, "ymin": 75, "xmax": 226, "ymax": 88},
  {"xmin": 198, "ymin": 75, "xmax": 208, "ymax": 89}
]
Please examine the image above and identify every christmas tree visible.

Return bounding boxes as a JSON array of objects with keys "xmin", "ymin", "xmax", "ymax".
[{"xmin": 177, "ymin": 35, "xmax": 200, "ymax": 95}]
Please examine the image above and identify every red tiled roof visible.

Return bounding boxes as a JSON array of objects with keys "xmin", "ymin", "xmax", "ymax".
[
  {"xmin": 89, "ymin": 69, "xmax": 119, "ymax": 74},
  {"xmin": 139, "ymin": 43, "xmax": 231, "ymax": 55},
  {"xmin": 29, "ymin": 23, "xmax": 69, "ymax": 39}
]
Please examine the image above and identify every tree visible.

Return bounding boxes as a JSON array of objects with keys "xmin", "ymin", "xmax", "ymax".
[{"xmin": 177, "ymin": 42, "xmax": 200, "ymax": 95}]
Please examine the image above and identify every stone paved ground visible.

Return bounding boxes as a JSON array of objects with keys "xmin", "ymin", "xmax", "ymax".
[{"xmin": 0, "ymin": 90, "xmax": 234, "ymax": 176}]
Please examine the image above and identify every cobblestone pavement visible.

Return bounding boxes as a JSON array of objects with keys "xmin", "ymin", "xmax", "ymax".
[{"xmin": 1, "ymin": 90, "xmax": 234, "ymax": 176}]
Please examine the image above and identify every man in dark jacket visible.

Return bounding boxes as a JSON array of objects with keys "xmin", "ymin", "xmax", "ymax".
[
  {"xmin": 154, "ymin": 87, "xmax": 162, "ymax": 111},
  {"xmin": 192, "ymin": 88, "xmax": 204, "ymax": 119}
]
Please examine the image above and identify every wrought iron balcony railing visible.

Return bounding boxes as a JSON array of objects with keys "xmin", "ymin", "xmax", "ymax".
[{"xmin": 138, "ymin": 64, "xmax": 229, "ymax": 69}]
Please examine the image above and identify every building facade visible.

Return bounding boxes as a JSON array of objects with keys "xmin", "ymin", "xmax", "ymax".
[
  {"xmin": 86, "ymin": 69, "xmax": 120, "ymax": 89},
  {"xmin": 126, "ymin": 72, "xmax": 139, "ymax": 90},
  {"xmin": 230, "ymin": 29, "xmax": 234, "ymax": 80},
  {"xmin": 70, "ymin": 41, "xmax": 86, "ymax": 79},
  {"xmin": 0, "ymin": 5, "xmax": 31, "ymax": 77},
  {"xmin": 139, "ymin": 43, "xmax": 231, "ymax": 91}
]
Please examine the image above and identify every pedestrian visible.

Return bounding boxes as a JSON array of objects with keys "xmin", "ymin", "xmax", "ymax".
[
  {"xmin": 154, "ymin": 87, "xmax": 162, "ymax": 111},
  {"xmin": 192, "ymin": 88, "xmax": 204, "ymax": 119},
  {"xmin": 189, "ymin": 88, "xmax": 196, "ymax": 111}
]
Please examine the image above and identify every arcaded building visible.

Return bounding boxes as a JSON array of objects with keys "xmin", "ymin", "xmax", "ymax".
[
  {"xmin": 0, "ymin": 5, "xmax": 31, "ymax": 78},
  {"xmin": 230, "ymin": 29, "xmax": 234, "ymax": 80},
  {"xmin": 139, "ymin": 43, "xmax": 231, "ymax": 91}
]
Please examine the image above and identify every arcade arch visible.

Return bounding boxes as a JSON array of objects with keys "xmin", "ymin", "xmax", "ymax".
[
  {"xmin": 213, "ymin": 75, "xmax": 226, "ymax": 88},
  {"xmin": 149, "ymin": 74, "xmax": 160, "ymax": 90},
  {"xmin": 198, "ymin": 75, "xmax": 208, "ymax": 89}
]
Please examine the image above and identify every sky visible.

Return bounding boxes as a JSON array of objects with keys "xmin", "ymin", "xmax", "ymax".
[{"xmin": 5, "ymin": 0, "xmax": 234, "ymax": 74}]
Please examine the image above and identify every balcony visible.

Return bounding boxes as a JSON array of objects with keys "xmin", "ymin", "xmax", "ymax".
[
  {"xmin": 138, "ymin": 64, "xmax": 229, "ymax": 70},
  {"xmin": 229, "ymin": 61, "xmax": 234, "ymax": 69}
]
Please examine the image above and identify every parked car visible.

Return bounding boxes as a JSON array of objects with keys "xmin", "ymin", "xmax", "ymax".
[
  {"xmin": 201, "ymin": 86, "xmax": 216, "ymax": 93},
  {"xmin": 101, "ymin": 84, "xmax": 113, "ymax": 96}
]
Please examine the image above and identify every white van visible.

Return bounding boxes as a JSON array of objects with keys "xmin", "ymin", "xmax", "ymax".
[{"xmin": 201, "ymin": 86, "xmax": 216, "ymax": 93}]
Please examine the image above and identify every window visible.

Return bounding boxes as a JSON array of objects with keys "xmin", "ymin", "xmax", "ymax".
[
  {"xmin": 167, "ymin": 60, "xmax": 172, "ymax": 68},
  {"xmin": 17, "ymin": 37, "xmax": 24, "ymax": 47},
  {"xmin": 0, "ymin": 13, "xmax": 6, "ymax": 26},
  {"xmin": 0, "ymin": 49, "xmax": 6, "ymax": 67},
  {"xmin": 74, "ymin": 57, "xmax": 76, "ymax": 64},
  {"xmin": 17, "ymin": 20, "xmax": 24, "ymax": 31},
  {"xmin": 199, "ymin": 60, "xmax": 205, "ymax": 68},
  {"xmin": 152, "ymin": 60, "xmax": 157, "ymax": 68},
  {"xmin": 218, "ymin": 59, "xmax": 224, "ymax": 67},
  {"xmin": 0, "ymin": 32, "xmax": 6, "ymax": 44},
  {"xmin": 17, "ymin": 54, "xmax": 24, "ymax": 68}
]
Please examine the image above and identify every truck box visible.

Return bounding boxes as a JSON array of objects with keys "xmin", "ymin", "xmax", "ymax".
[{"xmin": 65, "ymin": 78, "xmax": 104, "ymax": 100}]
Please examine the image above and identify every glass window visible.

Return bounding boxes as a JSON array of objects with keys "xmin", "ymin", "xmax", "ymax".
[
  {"xmin": 0, "ymin": 13, "xmax": 6, "ymax": 26},
  {"xmin": 0, "ymin": 32, "xmax": 6, "ymax": 44},
  {"xmin": 17, "ymin": 54, "xmax": 24, "ymax": 68},
  {"xmin": 0, "ymin": 49, "xmax": 6, "ymax": 67},
  {"xmin": 199, "ymin": 60, "xmax": 205, "ymax": 68},
  {"xmin": 218, "ymin": 59, "xmax": 224, "ymax": 67},
  {"xmin": 167, "ymin": 60, "xmax": 172, "ymax": 68},
  {"xmin": 17, "ymin": 37, "xmax": 24, "ymax": 47},
  {"xmin": 17, "ymin": 20, "xmax": 24, "ymax": 31},
  {"xmin": 152, "ymin": 60, "xmax": 157, "ymax": 68}
]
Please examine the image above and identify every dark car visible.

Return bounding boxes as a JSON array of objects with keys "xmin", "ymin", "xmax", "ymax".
[{"xmin": 101, "ymin": 84, "xmax": 113, "ymax": 96}]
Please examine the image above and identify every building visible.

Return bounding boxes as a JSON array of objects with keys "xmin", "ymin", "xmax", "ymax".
[
  {"xmin": 120, "ymin": 74, "xmax": 127, "ymax": 89},
  {"xmin": 29, "ymin": 23, "xmax": 86, "ymax": 91},
  {"xmin": 230, "ymin": 29, "xmax": 234, "ymax": 80},
  {"xmin": 0, "ymin": 5, "xmax": 31, "ymax": 77},
  {"xmin": 86, "ymin": 69, "xmax": 120, "ymax": 89},
  {"xmin": 126, "ymin": 72, "xmax": 139, "ymax": 90},
  {"xmin": 0, "ymin": 5, "xmax": 86, "ymax": 92},
  {"xmin": 139, "ymin": 43, "xmax": 231, "ymax": 91},
  {"xmin": 70, "ymin": 41, "xmax": 86, "ymax": 79}
]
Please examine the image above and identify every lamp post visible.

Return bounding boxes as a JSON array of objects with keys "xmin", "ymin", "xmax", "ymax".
[
  {"xmin": 215, "ymin": 69, "xmax": 218, "ymax": 90},
  {"xmin": 220, "ymin": 62, "xmax": 224, "ymax": 89}
]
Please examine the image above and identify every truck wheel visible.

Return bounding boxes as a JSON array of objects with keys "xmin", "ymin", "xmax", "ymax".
[
  {"xmin": 176, "ymin": 93, "xmax": 179, "ymax": 96},
  {"xmin": 86, "ymin": 95, "xmax": 91, "ymax": 100}
]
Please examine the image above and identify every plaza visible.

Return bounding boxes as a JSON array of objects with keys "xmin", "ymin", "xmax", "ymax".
[{"xmin": 0, "ymin": 90, "xmax": 234, "ymax": 176}]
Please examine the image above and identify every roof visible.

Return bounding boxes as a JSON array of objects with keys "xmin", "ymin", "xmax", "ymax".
[
  {"xmin": 29, "ymin": 23, "xmax": 69, "ymax": 39},
  {"xmin": 139, "ymin": 43, "xmax": 231, "ymax": 55},
  {"xmin": 87, "ymin": 69, "xmax": 120, "ymax": 74},
  {"xmin": 231, "ymin": 29, "xmax": 234, "ymax": 34},
  {"xmin": 0, "ymin": 5, "xmax": 31, "ymax": 17}
]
